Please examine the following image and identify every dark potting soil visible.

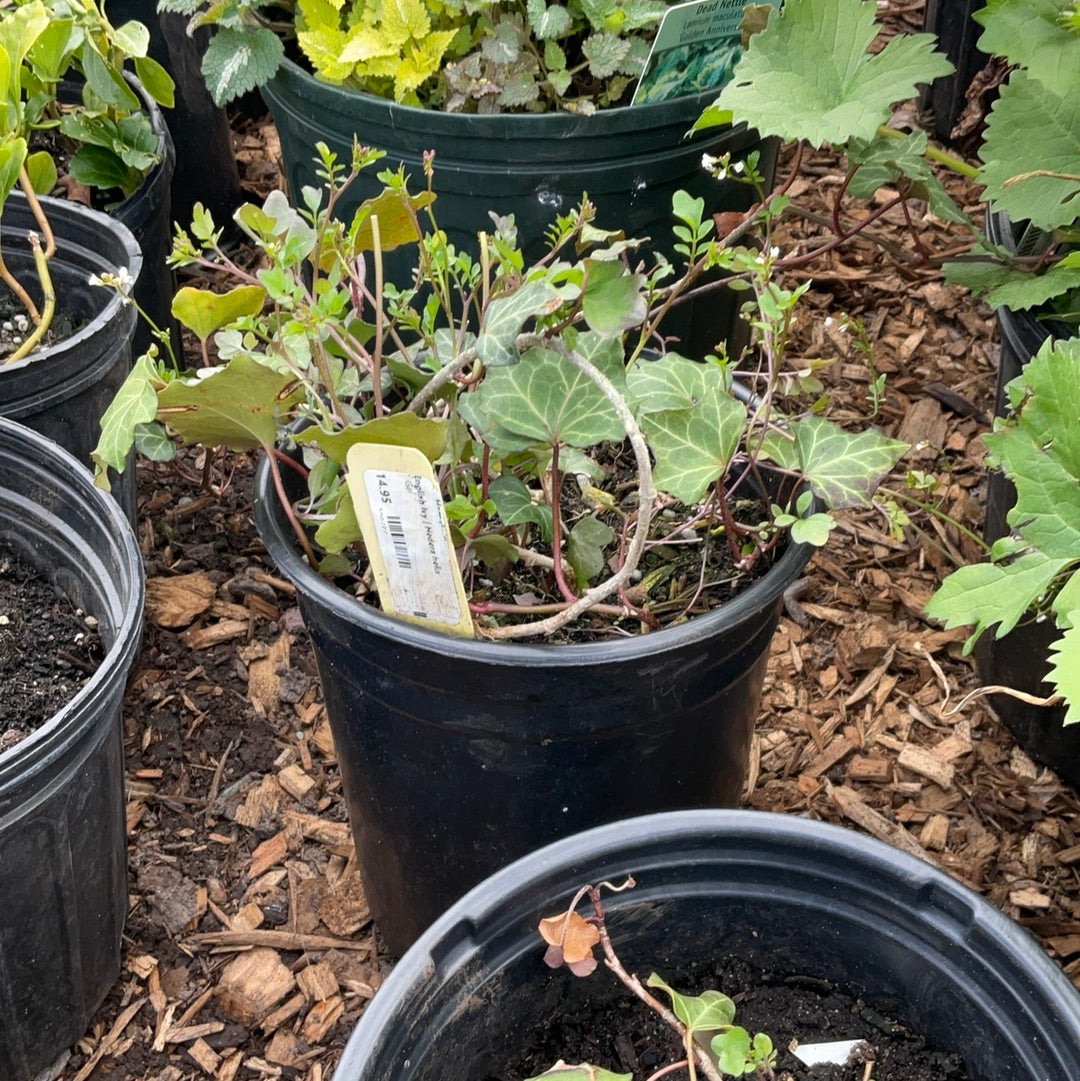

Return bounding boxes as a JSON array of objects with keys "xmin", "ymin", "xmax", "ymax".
[
  {"xmin": 0, "ymin": 541, "xmax": 104, "ymax": 751},
  {"xmin": 0, "ymin": 291, "xmax": 80, "ymax": 360},
  {"xmin": 499, "ymin": 957, "xmax": 967, "ymax": 1081}
]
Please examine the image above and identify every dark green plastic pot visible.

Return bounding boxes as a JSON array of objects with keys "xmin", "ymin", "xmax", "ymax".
[
  {"xmin": 0, "ymin": 192, "xmax": 142, "ymax": 518},
  {"xmin": 262, "ymin": 57, "xmax": 777, "ymax": 355},
  {"xmin": 333, "ymin": 810, "xmax": 1080, "ymax": 1081},
  {"xmin": 253, "ymin": 456, "xmax": 813, "ymax": 956},
  {"xmin": 0, "ymin": 419, "xmax": 144, "ymax": 1081}
]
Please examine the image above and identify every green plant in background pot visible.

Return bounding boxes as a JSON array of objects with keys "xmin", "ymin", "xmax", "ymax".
[
  {"xmin": 925, "ymin": 338, "xmax": 1080, "ymax": 774},
  {"xmin": 92, "ymin": 140, "xmax": 907, "ymax": 951}
]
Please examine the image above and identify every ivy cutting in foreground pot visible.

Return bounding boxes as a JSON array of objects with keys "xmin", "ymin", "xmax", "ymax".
[{"xmin": 93, "ymin": 141, "xmax": 906, "ymax": 641}]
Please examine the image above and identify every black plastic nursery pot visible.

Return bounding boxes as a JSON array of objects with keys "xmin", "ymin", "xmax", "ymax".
[
  {"xmin": 977, "ymin": 211, "xmax": 1078, "ymax": 782},
  {"xmin": 253, "ymin": 461, "xmax": 813, "ymax": 956},
  {"xmin": 334, "ymin": 809, "xmax": 1080, "ymax": 1081},
  {"xmin": 0, "ymin": 419, "xmax": 144, "ymax": 1081},
  {"xmin": 261, "ymin": 57, "xmax": 777, "ymax": 356},
  {"xmin": 920, "ymin": 0, "xmax": 988, "ymax": 144},
  {"xmin": 0, "ymin": 191, "xmax": 142, "ymax": 517}
]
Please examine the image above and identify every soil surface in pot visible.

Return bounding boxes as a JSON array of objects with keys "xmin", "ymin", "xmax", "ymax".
[
  {"xmin": 0, "ymin": 541, "xmax": 104, "ymax": 750},
  {"xmin": 0, "ymin": 292, "xmax": 80, "ymax": 360},
  {"xmin": 503, "ymin": 957, "xmax": 966, "ymax": 1080}
]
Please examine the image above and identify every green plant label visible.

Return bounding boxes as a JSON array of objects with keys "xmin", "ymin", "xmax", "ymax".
[{"xmin": 631, "ymin": 0, "xmax": 780, "ymax": 105}]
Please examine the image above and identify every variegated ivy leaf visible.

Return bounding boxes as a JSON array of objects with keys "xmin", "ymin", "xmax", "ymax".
[
  {"xmin": 1047, "ymin": 619, "xmax": 1080, "ymax": 726},
  {"xmin": 476, "ymin": 278, "xmax": 570, "ymax": 366},
  {"xmin": 709, "ymin": 0, "xmax": 953, "ymax": 146},
  {"xmin": 639, "ymin": 387, "xmax": 746, "ymax": 504},
  {"xmin": 646, "ymin": 974, "xmax": 736, "ymax": 1033},
  {"xmin": 582, "ymin": 259, "xmax": 646, "ymax": 335},
  {"xmin": 626, "ymin": 351, "xmax": 725, "ymax": 414},
  {"xmin": 469, "ymin": 345, "xmax": 626, "ymax": 449},
  {"xmin": 92, "ymin": 353, "xmax": 164, "ymax": 487},
  {"xmin": 924, "ymin": 552, "xmax": 1074, "ymax": 652},
  {"xmin": 792, "ymin": 416, "xmax": 907, "ymax": 508}
]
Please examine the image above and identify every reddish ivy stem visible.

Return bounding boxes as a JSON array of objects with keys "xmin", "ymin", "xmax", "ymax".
[
  {"xmin": 265, "ymin": 450, "xmax": 318, "ymax": 568},
  {"xmin": 466, "ymin": 444, "xmax": 492, "ymax": 540}
]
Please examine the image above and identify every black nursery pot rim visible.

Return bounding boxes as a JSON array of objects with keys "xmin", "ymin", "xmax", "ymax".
[
  {"xmin": 0, "ymin": 419, "xmax": 143, "ymax": 782},
  {"xmin": 252, "ymin": 455, "xmax": 814, "ymax": 665},
  {"xmin": 338, "ymin": 808, "xmax": 1080, "ymax": 1079},
  {"xmin": 271, "ymin": 54, "xmax": 747, "ymax": 135}
]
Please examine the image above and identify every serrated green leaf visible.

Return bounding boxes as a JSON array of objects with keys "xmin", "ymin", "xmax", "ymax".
[
  {"xmin": 974, "ymin": 0, "xmax": 1077, "ymax": 96},
  {"xmin": 92, "ymin": 353, "xmax": 163, "ymax": 487},
  {"xmin": 156, "ymin": 355, "xmax": 304, "ymax": 452},
  {"xmin": 925, "ymin": 552, "xmax": 1072, "ymax": 649},
  {"xmin": 295, "ymin": 414, "xmax": 448, "ymax": 463},
  {"xmin": 472, "ymin": 345, "xmax": 625, "ymax": 449},
  {"xmin": 639, "ymin": 387, "xmax": 746, "ymax": 504},
  {"xmin": 171, "ymin": 284, "xmax": 267, "ymax": 344},
  {"xmin": 1047, "ymin": 618, "xmax": 1080, "ymax": 725},
  {"xmin": 977, "ymin": 73, "xmax": 1080, "ymax": 231},
  {"xmin": 489, "ymin": 475, "xmax": 553, "ymax": 541},
  {"xmin": 647, "ymin": 974, "xmax": 736, "ymax": 1033},
  {"xmin": 566, "ymin": 515, "xmax": 614, "ymax": 586},
  {"xmin": 582, "ymin": 259, "xmax": 646, "ymax": 334},
  {"xmin": 793, "ymin": 416, "xmax": 907, "ymax": 508},
  {"xmin": 945, "ymin": 258, "xmax": 1080, "ymax": 310},
  {"xmin": 582, "ymin": 31, "xmax": 630, "ymax": 79},
  {"xmin": 713, "ymin": 0, "xmax": 953, "ymax": 146},
  {"xmin": 529, "ymin": 0, "xmax": 571, "ymax": 40},
  {"xmin": 627, "ymin": 352, "xmax": 723, "ymax": 414},
  {"xmin": 1053, "ymin": 571, "xmax": 1080, "ymax": 627},
  {"xmin": 202, "ymin": 26, "xmax": 284, "ymax": 107}
]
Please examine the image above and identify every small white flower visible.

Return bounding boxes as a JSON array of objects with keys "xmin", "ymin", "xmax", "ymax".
[
  {"xmin": 88, "ymin": 272, "xmax": 105, "ymax": 288},
  {"xmin": 702, "ymin": 153, "xmax": 718, "ymax": 171},
  {"xmin": 769, "ymin": 246, "xmax": 780, "ymax": 259},
  {"xmin": 732, "ymin": 161, "xmax": 745, "ymax": 175},
  {"xmin": 114, "ymin": 265, "xmax": 135, "ymax": 293},
  {"xmin": 824, "ymin": 317, "xmax": 834, "ymax": 328}
]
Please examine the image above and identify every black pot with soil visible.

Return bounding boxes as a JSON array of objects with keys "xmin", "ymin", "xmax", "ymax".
[
  {"xmin": 0, "ymin": 418, "xmax": 144, "ymax": 1081},
  {"xmin": 333, "ymin": 809, "xmax": 1080, "ymax": 1081},
  {"xmin": 261, "ymin": 56, "xmax": 777, "ymax": 356},
  {"xmin": 978, "ymin": 210, "xmax": 1078, "ymax": 784},
  {"xmin": 0, "ymin": 191, "xmax": 142, "ymax": 518},
  {"xmin": 253, "ymin": 459, "xmax": 815, "ymax": 956}
]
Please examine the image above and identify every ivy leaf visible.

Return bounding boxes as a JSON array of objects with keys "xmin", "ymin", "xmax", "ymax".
[
  {"xmin": 566, "ymin": 516, "xmax": 614, "ymax": 587},
  {"xmin": 925, "ymin": 552, "xmax": 1073, "ymax": 650},
  {"xmin": 582, "ymin": 259, "xmax": 646, "ymax": 335},
  {"xmin": 973, "ymin": 0, "xmax": 1076, "ymax": 96},
  {"xmin": 489, "ymin": 475, "xmax": 553, "ymax": 541},
  {"xmin": 133, "ymin": 420, "xmax": 175, "ymax": 461},
  {"xmin": 538, "ymin": 910, "xmax": 600, "ymax": 975},
  {"xmin": 977, "ymin": 72, "xmax": 1080, "ymax": 232},
  {"xmin": 468, "ymin": 533, "xmax": 520, "ymax": 569},
  {"xmin": 523, "ymin": 1066, "xmax": 631, "ymax": 1081},
  {"xmin": 639, "ymin": 387, "xmax": 746, "ymax": 504},
  {"xmin": 92, "ymin": 353, "xmax": 163, "ymax": 487},
  {"xmin": 171, "ymin": 284, "xmax": 266, "ymax": 345},
  {"xmin": 472, "ymin": 346, "xmax": 625, "ymax": 449},
  {"xmin": 201, "ymin": 26, "xmax": 284, "ymax": 107},
  {"xmin": 314, "ymin": 486, "xmax": 362, "ymax": 553},
  {"xmin": 295, "ymin": 414, "xmax": 448, "ymax": 464},
  {"xmin": 792, "ymin": 417, "xmax": 907, "ymax": 508},
  {"xmin": 156, "ymin": 355, "xmax": 304, "ymax": 453},
  {"xmin": 647, "ymin": 974, "xmax": 736, "ymax": 1033},
  {"xmin": 713, "ymin": 0, "xmax": 953, "ymax": 146},
  {"xmin": 1047, "ymin": 618, "xmax": 1080, "ymax": 726},
  {"xmin": 476, "ymin": 279, "xmax": 567, "ymax": 366},
  {"xmin": 627, "ymin": 352, "xmax": 724, "ymax": 414}
]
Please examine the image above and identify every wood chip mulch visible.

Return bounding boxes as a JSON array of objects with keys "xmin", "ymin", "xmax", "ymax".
[{"xmin": 47, "ymin": 11, "xmax": 1080, "ymax": 1079}]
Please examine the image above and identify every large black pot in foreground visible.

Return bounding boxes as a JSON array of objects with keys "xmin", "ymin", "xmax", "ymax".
[
  {"xmin": 0, "ymin": 192, "xmax": 142, "ymax": 517},
  {"xmin": 254, "ymin": 463, "xmax": 813, "ymax": 955},
  {"xmin": 0, "ymin": 419, "xmax": 144, "ymax": 1081},
  {"xmin": 978, "ymin": 211, "xmax": 1078, "ymax": 787},
  {"xmin": 335, "ymin": 810, "xmax": 1080, "ymax": 1081}
]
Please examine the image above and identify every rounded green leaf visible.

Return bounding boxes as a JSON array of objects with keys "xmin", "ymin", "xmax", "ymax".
[{"xmin": 171, "ymin": 284, "xmax": 267, "ymax": 344}]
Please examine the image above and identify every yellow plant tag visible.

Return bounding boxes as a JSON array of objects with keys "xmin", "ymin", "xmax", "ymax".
[{"xmin": 345, "ymin": 442, "xmax": 474, "ymax": 638}]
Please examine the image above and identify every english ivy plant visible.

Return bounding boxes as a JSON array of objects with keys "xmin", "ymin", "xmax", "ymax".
[
  {"xmin": 698, "ymin": 0, "xmax": 1080, "ymax": 321},
  {"xmin": 535, "ymin": 881, "xmax": 778, "ymax": 1080},
  {"xmin": 926, "ymin": 338, "xmax": 1080, "ymax": 725},
  {"xmin": 93, "ymin": 142, "xmax": 906, "ymax": 641},
  {"xmin": 0, "ymin": 0, "xmax": 174, "ymax": 362},
  {"xmin": 161, "ymin": 0, "xmax": 669, "ymax": 111}
]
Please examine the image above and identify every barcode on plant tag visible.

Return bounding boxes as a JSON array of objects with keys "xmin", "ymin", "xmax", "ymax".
[{"xmin": 362, "ymin": 469, "xmax": 462, "ymax": 625}]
